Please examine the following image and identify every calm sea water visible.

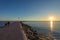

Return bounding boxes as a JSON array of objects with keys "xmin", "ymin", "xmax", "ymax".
[
  {"xmin": 23, "ymin": 21, "xmax": 60, "ymax": 40},
  {"xmin": 0, "ymin": 21, "xmax": 13, "ymax": 27}
]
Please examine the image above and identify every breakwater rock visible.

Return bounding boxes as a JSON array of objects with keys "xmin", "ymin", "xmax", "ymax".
[{"xmin": 21, "ymin": 22, "xmax": 54, "ymax": 40}]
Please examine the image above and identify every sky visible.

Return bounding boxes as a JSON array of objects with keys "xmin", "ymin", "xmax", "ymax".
[{"xmin": 0, "ymin": 0, "xmax": 60, "ymax": 21}]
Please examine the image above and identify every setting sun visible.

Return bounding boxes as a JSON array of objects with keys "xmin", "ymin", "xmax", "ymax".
[{"xmin": 50, "ymin": 16, "xmax": 54, "ymax": 21}]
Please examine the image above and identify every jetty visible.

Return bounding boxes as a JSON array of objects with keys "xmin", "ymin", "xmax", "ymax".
[{"xmin": 0, "ymin": 21, "xmax": 55, "ymax": 40}]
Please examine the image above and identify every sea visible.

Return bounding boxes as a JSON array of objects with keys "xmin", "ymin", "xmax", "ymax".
[
  {"xmin": 23, "ymin": 21, "xmax": 60, "ymax": 40},
  {"xmin": 0, "ymin": 21, "xmax": 60, "ymax": 40}
]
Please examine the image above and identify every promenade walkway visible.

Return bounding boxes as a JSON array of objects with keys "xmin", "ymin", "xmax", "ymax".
[{"xmin": 0, "ymin": 22, "xmax": 27, "ymax": 40}]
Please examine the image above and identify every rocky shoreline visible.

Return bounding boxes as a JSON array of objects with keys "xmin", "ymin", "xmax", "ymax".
[{"xmin": 21, "ymin": 22, "xmax": 55, "ymax": 40}]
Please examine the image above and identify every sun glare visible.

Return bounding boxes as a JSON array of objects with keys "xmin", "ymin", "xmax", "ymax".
[
  {"xmin": 50, "ymin": 16, "xmax": 53, "ymax": 21},
  {"xmin": 49, "ymin": 16, "xmax": 54, "ymax": 32}
]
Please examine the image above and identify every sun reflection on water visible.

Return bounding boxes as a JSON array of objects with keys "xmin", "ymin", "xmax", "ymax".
[{"xmin": 50, "ymin": 20, "xmax": 53, "ymax": 32}]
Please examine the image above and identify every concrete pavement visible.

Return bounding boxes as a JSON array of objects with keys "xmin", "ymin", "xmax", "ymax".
[{"xmin": 0, "ymin": 22, "xmax": 27, "ymax": 40}]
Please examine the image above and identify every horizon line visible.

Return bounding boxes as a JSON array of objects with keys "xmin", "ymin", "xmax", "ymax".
[{"xmin": 0, "ymin": 20, "xmax": 60, "ymax": 22}]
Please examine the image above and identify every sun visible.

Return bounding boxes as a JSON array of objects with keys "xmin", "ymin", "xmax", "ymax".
[{"xmin": 49, "ymin": 16, "xmax": 54, "ymax": 21}]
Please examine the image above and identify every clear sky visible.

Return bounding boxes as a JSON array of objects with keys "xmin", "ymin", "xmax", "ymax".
[{"xmin": 0, "ymin": 0, "xmax": 60, "ymax": 21}]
